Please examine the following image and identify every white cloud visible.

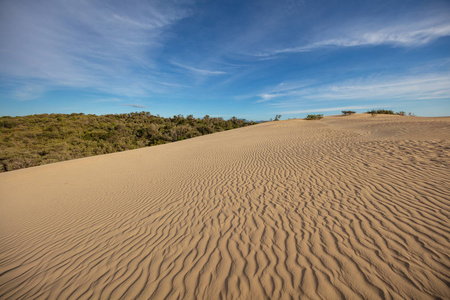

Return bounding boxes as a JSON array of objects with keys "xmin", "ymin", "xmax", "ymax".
[
  {"xmin": 311, "ymin": 24, "xmax": 450, "ymax": 48},
  {"xmin": 172, "ymin": 62, "xmax": 227, "ymax": 75},
  {"xmin": 0, "ymin": 0, "xmax": 193, "ymax": 98},
  {"xmin": 255, "ymin": 80, "xmax": 315, "ymax": 103},
  {"xmin": 280, "ymin": 105, "xmax": 382, "ymax": 115},
  {"xmin": 13, "ymin": 84, "xmax": 45, "ymax": 101},
  {"xmin": 305, "ymin": 75, "xmax": 450, "ymax": 101},
  {"xmin": 256, "ymin": 94, "xmax": 279, "ymax": 103},
  {"xmin": 254, "ymin": 73, "xmax": 450, "ymax": 109},
  {"xmin": 258, "ymin": 17, "xmax": 450, "ymax": 56}
]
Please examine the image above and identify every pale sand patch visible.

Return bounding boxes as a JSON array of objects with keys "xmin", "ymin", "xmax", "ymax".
[{"xmin": 1, "ymin": 114, "xmax": 449, "ymax": 299}]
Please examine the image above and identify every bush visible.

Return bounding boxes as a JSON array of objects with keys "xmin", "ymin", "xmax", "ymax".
[
  {"xmin": 305, "ymin": 114, "xmax": 324, "ymax": 120},
  {"xmin": 0, "ymin": 112, "xmax": 257, "ymax": 172},
  {"xmin": 367, "ymin": 109, "xmax": 411, "ymax": 116},
  {"xmin": 342, "ymin": 110, "xmax": 356, "ymax": 116},
  {"xmin": 366, "ymin": 109, "xmax": 394, "ymax": 115}
]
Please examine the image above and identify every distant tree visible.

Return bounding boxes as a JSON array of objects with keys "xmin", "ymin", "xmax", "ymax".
[
  {"xmin": 367, "ymin": 109, "xmax": 394, "ymax": 115},
  {"xmin": 274, "ymin": 115, "xmax": 282, "ymax": 121},
  {"xmin": 305, "ymin": 114, "xmax": 324, "ymax": 120},
  {"xmin": 342, "ymin": 110, "xmax": 356, "ymax": 116}
]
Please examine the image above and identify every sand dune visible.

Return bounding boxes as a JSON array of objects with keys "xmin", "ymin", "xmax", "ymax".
[{"xmin": 1, "ymin": 114, "xmax": 449, "ymax": 299}]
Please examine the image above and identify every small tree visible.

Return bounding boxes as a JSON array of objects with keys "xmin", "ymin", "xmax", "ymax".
[
  {"xmin": 274, "ymin": 115, "xmax": 282, "ymax": 121},
  {"xmin": 342, "ymin": 110, "xmax": 356, "ymax": 116},
  {"xmin": 367, "ymin": 109, "xmax": 377, "ymax": 117},
  {"xmin": 305, "ymin": 114, "xmax": 324, "ymax": 120}
]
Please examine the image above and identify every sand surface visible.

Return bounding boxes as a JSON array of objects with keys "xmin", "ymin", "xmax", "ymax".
[{"xmin": 1, "ymin": 114, "xmax": 449, "ymax": 299}]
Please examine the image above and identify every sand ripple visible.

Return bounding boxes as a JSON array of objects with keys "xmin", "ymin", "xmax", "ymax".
[{"xmin": 1, "ymin": 115, "xmax": 449, "ymax": 299}]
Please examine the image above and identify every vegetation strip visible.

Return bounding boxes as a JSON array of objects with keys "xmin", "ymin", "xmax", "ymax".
[{"xmin": 0, "ymin": 112, "xmax": 256, "ymax": 172}]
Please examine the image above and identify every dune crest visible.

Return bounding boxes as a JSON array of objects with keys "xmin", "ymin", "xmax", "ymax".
[{"xmin": 1, "ymin": 114, "xmax": 449, "ymax": 299}]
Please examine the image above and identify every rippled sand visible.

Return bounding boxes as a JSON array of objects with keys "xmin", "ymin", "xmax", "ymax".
[{"xmin": 1, "ymin": 114, "xmax": 449, "ymax": 299}]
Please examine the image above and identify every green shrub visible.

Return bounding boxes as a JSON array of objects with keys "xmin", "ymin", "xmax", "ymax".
[
  {"xmin": 367, "ymin": 109, "xmax": 411, "ymax": 116},
  {"xmin": 305, "ymin": 114, "xmax": 324, "ymax": 120},
  {"xmin": 367, "ymin": 109, "xmax": 394, "ymax": 115},
  {"xmin": 0, "ymin": 112, "xmax": 257, "ymax": 172},
  {"xmin": 342, "ymin": 110, "xmax": 356, "ymax": 116}
]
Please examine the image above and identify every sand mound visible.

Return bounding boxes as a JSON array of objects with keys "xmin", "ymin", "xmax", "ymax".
[{"xmin": 1, "ymin": 114, "xmax": 449, "ymax": 299}]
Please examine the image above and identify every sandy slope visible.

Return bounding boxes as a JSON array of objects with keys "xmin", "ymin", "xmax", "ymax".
[{"xmin": 0, "ymin": 114, "xmax": 449, "ymax": 299}]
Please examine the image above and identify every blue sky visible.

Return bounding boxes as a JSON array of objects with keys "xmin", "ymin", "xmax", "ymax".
[{"xmin": 1, "ymin": 0, "xmax": 449, "ymax": 120}]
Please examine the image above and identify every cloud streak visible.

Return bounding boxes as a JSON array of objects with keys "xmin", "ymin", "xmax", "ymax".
[
  {"xmin": 172, "ymin": 62, "xmax": 227, "ymax": 75},
  {"xmin": 306, "ymin": 75, "xmax": 450, "ymax": 101},
  {"xmin": 13, "ymin": 84, "xmax": 45, "ymax": 101},
  {"xmin": 0, "ymin": 0, "xmax": 193, "ymax": 97},
  {"xmin": 256, "ymin": 73, "xmax": 450, "ymax": 109},
  {"xmin": 281, "ymin": 105, "xmax": 382, "ymax": 115},
  {"xmin": 257, "ymin": 17, "xmax": 450, "ymax": 56}
]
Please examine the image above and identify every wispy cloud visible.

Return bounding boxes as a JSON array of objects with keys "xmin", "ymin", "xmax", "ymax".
[
  {"xmin": 316, "ymin": 25, "xmax": 450, "ymax": 48},
  {"xmin": 280, "ymin": 105, "xmax": 383, "ymax": 115},
  {"xmin": 304, "ymin": 74, "xmax": 450, "ymax": 102},
  {"xmin": 172, "ymin": 62, "xmax": 227, "ymax": 75},
  {"xmin": 121, "ymin": 103, "xmax": 147, "ymax": 108},
  {"xmin": 0, "ymin": 0, "xmax": 193, "ymax": 98},
  {"xmin": 255, "ymin": 73, "xmax": 450, "ymax": 109},
  {"xmin": 13, "ymin": 84, "xmax": 45, "ymax": 101},
  {"xmin": 256, "ymin": 94, "xmax": 281, "ymax": 103},
  {"xmin": 257, "ymin": 17, "xmax": 450, "ymax": 56},
  {"xmin": 255, "ymin": 81, "xmax": 314, "ymax": 103}
]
